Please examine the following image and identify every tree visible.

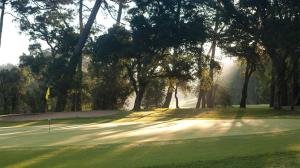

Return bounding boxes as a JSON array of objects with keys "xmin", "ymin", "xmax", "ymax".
[
  {"xmin": 130, "ymin": 0, "xmax": 207, "ymax": 108},
  {"xmin": 11, "ymin": 0, "xmax": 106, "ymax": 112},
  {"xmin": 91, "ymin": 26, "xmax": 132, "ymax": 110},
  {"xmin": 109, "ymin": 0, "xmax": 131, "ymax": 25},
  {"xmin": 195, "ymin": 67, "xmax": 211, "ymax": 109},
  {"xmin": 20, "ymin": 28, "xmax": 79, "ymax": 112},
  {"xmin": 200, "ymin": 0, "xmax": 228, "ymax": 108},
  {"xmin": 219, "ymin": 0, "xmax": 300, "ymax": 109},
  {"xmin": 0, "ymin": 0, "xmax": 7, "ymax": 46},
  {"xmin": 220, "ymin": 21, "xmax": 263, "ymax": 108},
  {"xmin": 0, "ymin": 65, "xmax": 23, "ymax": 114}
]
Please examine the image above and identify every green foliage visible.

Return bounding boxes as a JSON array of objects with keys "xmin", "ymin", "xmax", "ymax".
[
  {"xmin": 218, "ymin": 0, "xmax": 300, "ymax": 108},
  {"xmin": 19, "ymin": 27, "xmax": 80, "ymax": 112},
  {"xmin": 91, "ymin": 26, "xmax": 132, "ymax": 110},
  {"xmin": 0, "ymin": 65, "xmax": 23, "ymax": 114},
  {"xmin": 3, "ymin": 0, "xmax": 299, "ymax": 113}
]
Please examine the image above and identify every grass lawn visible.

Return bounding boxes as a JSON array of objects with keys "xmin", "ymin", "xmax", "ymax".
[{"xmin": 0, "ymin": 106, "xmax": 300, "ymax": 168}]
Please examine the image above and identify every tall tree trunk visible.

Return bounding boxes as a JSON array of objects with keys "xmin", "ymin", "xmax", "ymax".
[
  {"xmin": 163, "ymin": 84, "xmax": 174, "ymax": 108},
  {"xmin": 168, "ymin": 0, "xmax": 181, "ymax": 110},
  {"xmin": 73, "ymin": 0, "xmax": 84, "ymax": 112},
  {"xmin": 206, "ymin": 41, "xmax": 216, "ymax": 108},
  {"xmin": 3, "ymin": 97, "xmax": 8, "ymax": 114},
  {"xmin": 296, "ymin": 74, "xmax": 300, "ymax": 106},
  {"xmin": 240, "ymin": 63, "xmax": 254, "ymax": 108},
  {"xmin": 207, "ymin": 20, "xmax": 219, "ymax": 108},
  {"xmin": 11, "ymin": 94, "xmax": 17, "ymax": 113},
  {"xmin": 281, "ymin": 82, "xmax": 289, "ymax": 106},
  {"xmin": 273, "ymin": 70, "xmax": 284, "ymax": 109},
  {"xmin": 196, "ymin": 90, "xmax": 202, "ymax": 109},
  {"xmin": 71, "ymin": 92, "xmax": 76, "ymax": 111},
  {"xmin": 290, "ymin": 59, "xmax": 300, "ymax": 110},
  {"xmin": 67, "ymin": 0, "xmax": 102, "ymax": 85},
  {"xmin": 290, "ymin": 72, "xmax": 296, "ymax": 110},
  {"xmin": 269, "ymin": 51, "xmax": 287, "ymax": 110},
  {"xmin": 270, "ymin": 66, "xmax": 275, "ymax": 107},
  {"xmin": 202, "ymin": 92, "xmax": 206, "ymax": 108},
  {"xmin": 55, "ymin": 92, "xmax": 67, "ymax": 112},
  {"xmin": 116, "ymin": 0, "xmax": 123, "ymax": 25},
  {"xmin": 0, "ymin": 0, "xmax": 6, "ymax": 47},
  {"xmin": 79, "ymin": 0, "xmax": 84, "ymax": 32},
  {"xmin": 275, "ymin": 80, "xmax": 284, "ymax": 109},
  {"xmin": 64, "ymin": 0, "xmax": 102, "ymax": 111},
  {"xmin": 175, "ymin": 83, "xmax": 179, "ymax": 109},
  {"xmin": 133, "ymin": 84, "xmax": 146, "ymax": 111}
]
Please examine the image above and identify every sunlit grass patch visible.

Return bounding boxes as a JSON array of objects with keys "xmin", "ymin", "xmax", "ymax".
[
  {"xmin": 0, "ymin": 106, "xmax": 299, "ymax": 127},
  {"xmin": 1, "ymin": 130, "xmax": 300, "ymax": 168},
  {"xmin": 0, "ymin": 106, "xmax": 299, "ymax": 167}
]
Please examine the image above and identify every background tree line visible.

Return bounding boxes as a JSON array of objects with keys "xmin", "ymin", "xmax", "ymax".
[{"xmin": 0, "ymin": 0, "xmax": 299, "ymax": 114}]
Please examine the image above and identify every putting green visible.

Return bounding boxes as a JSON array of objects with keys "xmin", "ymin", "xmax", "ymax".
[
  {"xmin": 1, "ymin": 118, "xmax": 300, "ymax": 168},
  {"xmin": 0, "ymin": 119, "xmax": 300, "ymax": 148}
]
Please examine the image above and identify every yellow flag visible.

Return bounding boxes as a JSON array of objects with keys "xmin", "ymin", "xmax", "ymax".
[{"xmin": 45, "ymin": 87, "xmax": 50, "ymax": 100}]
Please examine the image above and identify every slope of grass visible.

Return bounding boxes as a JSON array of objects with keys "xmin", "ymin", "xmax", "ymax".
[
  {"xmin": 0, "ymin": 130, "xmax": 300, "ymax": 168},
  {"xmin": 0, "ymin": 106, "xmax": 300, "ymax": 168},
  {"xmin": 0, "ymin": 105, "xmax": 299, "ymax": 127}
]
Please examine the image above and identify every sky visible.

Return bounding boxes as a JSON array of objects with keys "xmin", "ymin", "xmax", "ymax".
[{"xmin": 0, "ymin": 14, "xmax": 29, "ymax": 65}]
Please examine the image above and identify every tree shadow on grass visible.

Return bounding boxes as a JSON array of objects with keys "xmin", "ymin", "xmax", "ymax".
[
  {"xmin": 2, "ymin": 126, "xmax": 300, "ymax": 168},
  {"xmin": 146, "ymin": 152, "xmax": 300, "ymax": 168}
]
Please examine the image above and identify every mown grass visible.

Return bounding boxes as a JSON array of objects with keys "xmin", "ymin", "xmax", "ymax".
[
  {"xmin": 0, "ymin": 130, "xmax": 300, "ymax": 168},
  {"xmin": 0, "ymin": 106, "xmax": 299, "ymax": 168},
  {"xmin": 151, "ymin": 152, "xmax": 300, "ymax": 168},
  {"xmin": 0, "ymin": 105, "xmax": 299, "ymax": 127}
]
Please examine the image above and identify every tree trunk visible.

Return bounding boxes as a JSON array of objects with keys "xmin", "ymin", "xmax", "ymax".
[
  {"xmin": 202, "ymin": 92, "xmax": 206, "ymax": 108},
  {"xmin": 3, "ymin": 97, "xmax": 8, "ymax": 114},
  {"xmin": 62, "ymin": 0, "xmax": 102, "ymax": 111},
  {"xmin": 55, "ymin": 92, "xmax": 67, "ymax": 112},
  {"xmin": 269, "ymin": 54, "xmax": 284, "ymax": 110},
  {"xmin": 207, "ymin": 40, "xmax": 216, "ymax": 108},
  {"xmin": 71, "ymin": 90, "xmax": 80, "ymax": 112},
  {"xmin": 196, "ymin": 90, "xmax": 202, "ymax": 109},
  {"xmin": 240, "ymin": 63, "xmax": 254, "ymax": 108},
  {"xmin": 240, "ymin": 76, "xmax": 249, "ymax": 108},
  {"xmin": 270, "ymin": 66, "xmax": 275, "ymax": 107},
  {"xmin": 11, "ymin": 94, "xmax": 18, "ymax": 113},
  {"xmin": 116, "ymin": 0, "xmax": 123, "ymax": 25},
  {"xmin": 175, "ymin": 83, "xmax": 179, "ymax": 109},
  {"xmin": 67, "ymin": 0, "xmax": 102, "ymax": 85},
  {"xmin": 290, "ymin": 59, "xmax": 300, "ymax": 110},
  {"xmin": 281, "ymin": 82, "xmax": 289, "ymax": 106},
  {"xmin": 133, "ymin": 85, "xmax": 146, "ymax": 111},
  {"xmin": 163, "ymin": 84, "xmax": 174, "ymax": 108},
  {"xmin": 290, "ymin": 73, "xmax": 296, "ymax": 110},
  {"xmin": 273, "ymin": 73, "xmax": 284, "ymax": 109},
  {"xmin": 71, "ymin": 92, "xmax": 76, "ymax": 111},
  {"xmin": 296, "ymin": 76, "xmax": 300, "ymax": 106},
  {"xmin": 0, "ymin": 0, "xmax": 6, "ymax": 47},
  {"xmin": 207, "ymin": 16, "xmax": 219, "ymax": 108},
  {"xmin": 79, "ymin": 0, "xmax": 84, "ymax": 32},
  {"xmin": 71, "ymin": 0, "xmax": 85, "ymax": 112}
]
